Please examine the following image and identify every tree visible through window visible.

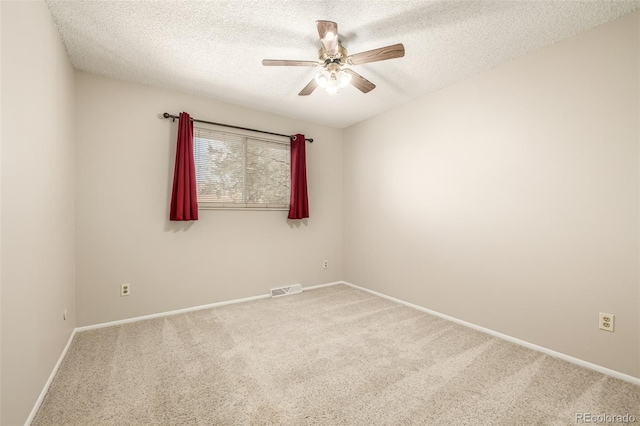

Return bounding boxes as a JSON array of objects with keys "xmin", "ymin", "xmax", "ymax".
[{"xmin": 194, "ymin": 127, "xmax": 290, "ymax": 209}]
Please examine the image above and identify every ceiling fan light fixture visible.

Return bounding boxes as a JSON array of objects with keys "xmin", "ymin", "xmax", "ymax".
[
  {"xmin": 326, "ymin": 86, "xmax": 340, "ymax": 95},
  {"xmin": 319, "ymin": 70, "xmax": 350, "ymax": 95},
  {"xmin": 326, "ymin": 73, "xmax": 340, "ymax": 95},
  {"xmin": 337, "ymin": 70, "xmax": 351, "ymax": 88},
  {"xmin": 315, "ymin": 70, "xmax": 330, "ymax": 88}
]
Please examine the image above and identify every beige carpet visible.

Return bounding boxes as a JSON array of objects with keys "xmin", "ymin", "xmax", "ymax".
[{"xmin": 34, "ymin": 284, "xmax": 639, "ymax": 425}]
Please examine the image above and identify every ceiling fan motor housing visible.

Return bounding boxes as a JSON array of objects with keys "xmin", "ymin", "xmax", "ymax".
[{"xmin": 319, "ymin": 42, "xmax": 347, "ymax": 65}]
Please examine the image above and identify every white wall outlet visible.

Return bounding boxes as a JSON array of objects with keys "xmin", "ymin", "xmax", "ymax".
[
  {"xmin": 599, "ymin": 312, "xmax": 614, "ymax": 332},
  {"xmin": 323, "ymin": 260, "xmax": 328, "ymax": 269},
  {"xmin": 121, "ymin": 283, "xmax": 131, "ymax": 297}
]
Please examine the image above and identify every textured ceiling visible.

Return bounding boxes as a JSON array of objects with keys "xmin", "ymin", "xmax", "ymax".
[{"xmin": 46, "ymin": 1, "xmax": 639, "ymax": 128}]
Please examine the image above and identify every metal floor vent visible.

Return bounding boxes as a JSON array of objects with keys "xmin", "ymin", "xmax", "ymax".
[{"xmin": 270, "ymin": 284, "xmax": 303, "ymax": 298}]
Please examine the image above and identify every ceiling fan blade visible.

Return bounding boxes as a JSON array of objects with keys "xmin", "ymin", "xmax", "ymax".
[
  {"xmin": 343, "ymin": 69, "xmax": 376, "ymax": 93},
  {"xmin": 262, "ymin": 59, "xmax": 319, "ymax": 67},
  {"xmin": 317, "ymin": 20, "xmax": 338, "ymax": 55},
  {"xmin": 347, "ymin": 43, "xmax": 405, "ymax": 65},
  {"xmin": 298, "ymin": 78, "xmax": 318, "ymax": 96}
]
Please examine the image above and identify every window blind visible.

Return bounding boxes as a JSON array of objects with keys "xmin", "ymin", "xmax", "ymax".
[{"xmin": 194, "ymin": 127, "xmax": 290, "ymax": 209}]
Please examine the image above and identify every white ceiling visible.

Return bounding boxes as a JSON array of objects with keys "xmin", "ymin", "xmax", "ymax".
[{"xmin": 46, "ymin": 1, "xmax": 639, "ymax": 128}]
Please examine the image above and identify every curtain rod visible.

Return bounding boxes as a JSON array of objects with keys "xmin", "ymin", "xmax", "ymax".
[{"xmin": 162, "ymin": 113, "xmax": 313, "ymax": 142}]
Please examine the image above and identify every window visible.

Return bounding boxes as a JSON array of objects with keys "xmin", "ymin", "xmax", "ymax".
[{"xmin": 194, "ymin": 127, "xmax": 290, "ymax": 210}]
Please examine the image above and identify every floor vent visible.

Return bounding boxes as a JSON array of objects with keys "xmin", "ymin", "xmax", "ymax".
[{"xmin": 270, "ymin": 284, "xmax": 303, "ymax": 298}]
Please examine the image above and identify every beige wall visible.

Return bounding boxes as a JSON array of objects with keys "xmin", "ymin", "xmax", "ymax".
[
  {"xmin": 344, "ymin": 12, "xmax": 640, "ymax": 378},
  {"xmin": 1, "ymin": 1, "xmax": 77, "ymax": 424},
  {"xmin": 75, "ymin": 72, "xmax": 344, "ymax": 326}
]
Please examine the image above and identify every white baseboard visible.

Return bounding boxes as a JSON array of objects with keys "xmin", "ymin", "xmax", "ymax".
[
  {"xmin": 25, "ymin": 328, "xmax": 77, "ymax": 426},
  {"xmin": 341, "ymin": 281, "xmax": 640, "ymax": 386},
  {"xmin": 303, "ymin": 281, "xmax": 343, "ymax": 291},
  {"xmin": 75, "ymin": 293, "xmax": 272, "ymax": 332},
  {"xmin": 75, "ymin": 281, "xmax": 344, "ymax": 333}
]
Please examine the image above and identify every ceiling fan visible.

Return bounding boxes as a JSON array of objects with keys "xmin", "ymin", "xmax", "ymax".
[{"xmin": 262, "ymin": 20, "xmax": 405, "ymax": 96}]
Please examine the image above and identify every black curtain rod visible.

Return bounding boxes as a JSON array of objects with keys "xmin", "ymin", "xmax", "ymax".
[{"xmin": 162, "ymin": 113, "xmax": 313, "ymax": 142}]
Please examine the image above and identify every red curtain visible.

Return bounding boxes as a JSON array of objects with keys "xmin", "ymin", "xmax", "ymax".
[
  {"xmin": 170, "ymin": 112, "xmax": 198, "ymax": 221},
  {"xmin": 288, "ymin": 134, "xmax": 309, "ymax": 219}
]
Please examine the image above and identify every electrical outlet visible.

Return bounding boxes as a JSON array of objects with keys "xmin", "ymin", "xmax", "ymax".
[
  {"xmin": 121, "ymin": 283, "xmax": 131, "ymax": 297},
  {"xmin": 323, "ymin": 260, "xmax": 328, "ymax": 269},
  {"xmin": 599, "ymin": 312, "xmax": 614, "ymax": 332}
]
